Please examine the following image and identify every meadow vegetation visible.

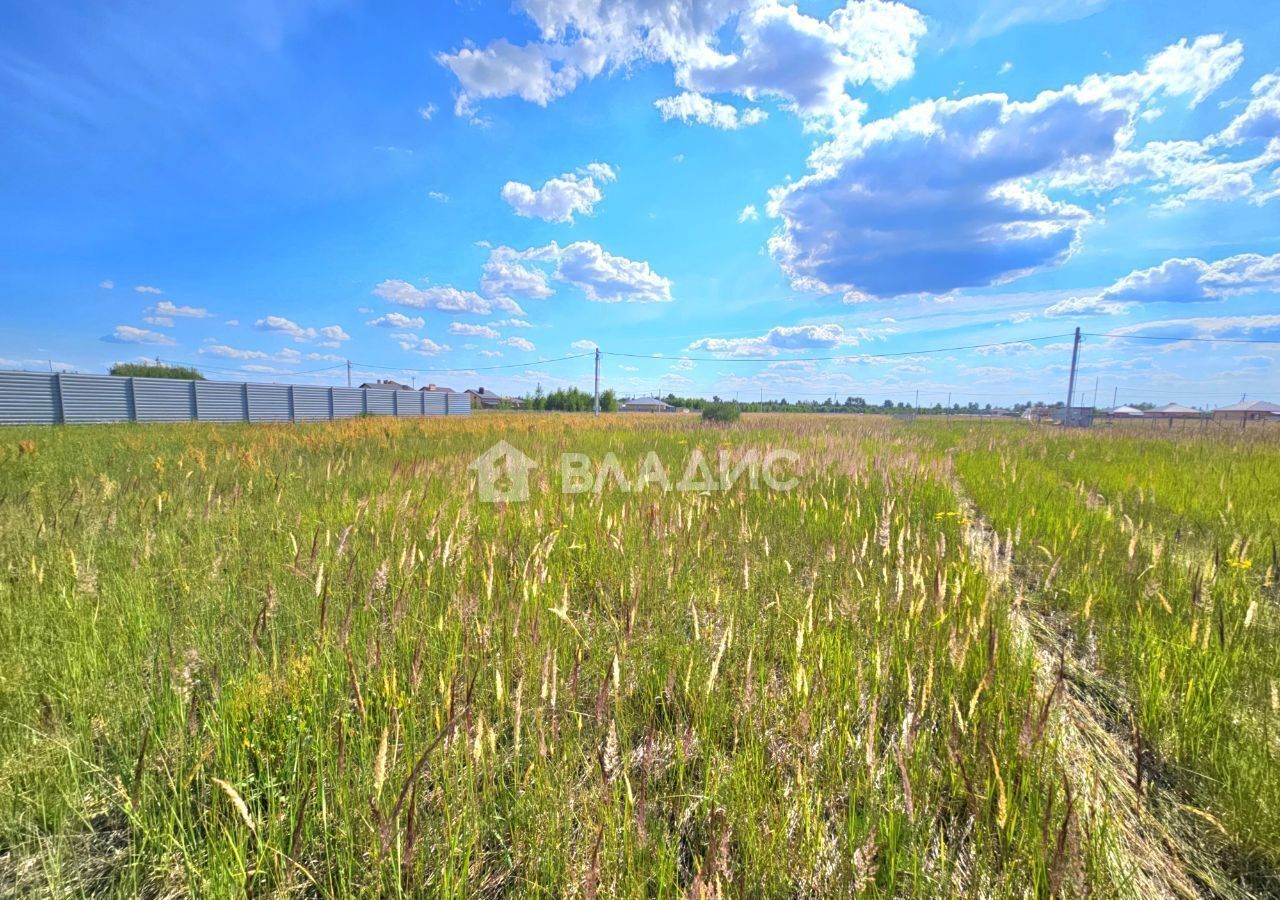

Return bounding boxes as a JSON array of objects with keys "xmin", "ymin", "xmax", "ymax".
[{"xmin": 0, "ymin": 414, "xmax": 1275, "ymax": 897}]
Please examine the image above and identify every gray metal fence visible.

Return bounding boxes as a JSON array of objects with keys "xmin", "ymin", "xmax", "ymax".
[{"xmin": 0, "ymin": 370, "xmax": 470, "ymax": 425}]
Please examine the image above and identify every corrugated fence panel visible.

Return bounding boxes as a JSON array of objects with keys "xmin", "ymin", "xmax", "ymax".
[
  {"xmin": 248, "ymin": 384, "xmax": 291, "ymax": 422},
  {"xmin": 0, "ymin": 371, "xmax": 471, "ymax": 424},
  {"xmin": 395, "ymin": 391, "xmax": 421, "ymax": 416},
  {"xmin": 333, "ymin": 388, "xmax": 363, "ymax": 417},
  {"xmin": 0, "ymin": 371, "xmax": 58, "ymax": 424},
  {"xmin": 62, "ymin": 374, "xmax": 131, "ymax": 423},
  {"xmin": 423, "ymin": 391, "xmax": 447, "ymax": 416},
  {"xmin": 365, "ymin": 390, "xmax": 393, "ymax": 415},
  {"xmin": 196, "ymin": 381, "xmax": 247, "ymax": 422},
  {"xmin": 134, "ymin": 377, "xmax": 195, "ymax": 422},
  {"xmin": 293, "ymin": 386, "xmax": 330, "ymax": 421}
]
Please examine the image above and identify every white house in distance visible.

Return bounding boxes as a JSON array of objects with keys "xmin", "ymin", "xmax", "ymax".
[
  {"xmin": 621, "ymin": 396, "xmax": 675, "ymax": 413},
  {"xmin": 1108, "ymin": 405, "xmax": 1145, "ymax": 418},
  {"xmin": 1212, "ymin": 399, "xmax": 1280, "ymax": 423},
  {"xmin": 1150, "ymin": 402, "xmax": 1202, "ymax": 419}
]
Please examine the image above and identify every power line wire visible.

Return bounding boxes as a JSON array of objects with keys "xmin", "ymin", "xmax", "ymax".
[{"xmin": 1086, "ymin": 332, "xmax": 1280, "ymax": 345}]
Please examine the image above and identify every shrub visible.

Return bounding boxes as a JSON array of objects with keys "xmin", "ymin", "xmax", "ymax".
[
  {"xmin": 110, "ymin": 362, "xmax": 204, "ymax": 380},
  {"xmin": 701, "ymin": 402, "xmax": 741, "ymax": 423}
]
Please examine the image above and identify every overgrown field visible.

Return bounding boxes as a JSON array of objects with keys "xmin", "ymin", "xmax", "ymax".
[{"xmin": 0, "ymin": 414, "xmax": 1275, "ymax": 897}]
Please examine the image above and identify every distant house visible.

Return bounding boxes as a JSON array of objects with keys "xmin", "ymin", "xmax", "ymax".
[
  {"xmin": 360, "ymin": 379, "xmax": 410, "ymax": 391},
  {"xmin": 466, "ymin": 387, "xmax": 504, "ymax": 409},
  {"xmin": 1149, "ymin": 402, "xmax": 1201, "ymax": 419},
  {"xmin": 621, "ymin": 397, "xmax": 674, "ymax": 413},
  {"xmin": 1108, "ymin": 405, "xmax": 1145, "ymax": 418},
  {"xmin": 419, "ymin": 383, "xmax": 456, "ymax": 393},
  {"xmin": 1213, "ymin": 399, "xmax": 1280, "ymax": 423}
]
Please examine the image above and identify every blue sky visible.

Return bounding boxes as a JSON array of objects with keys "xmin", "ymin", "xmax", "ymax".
[{"xmin": 2, "ymin": 0, "xmax": 1278, "ymax": 408}]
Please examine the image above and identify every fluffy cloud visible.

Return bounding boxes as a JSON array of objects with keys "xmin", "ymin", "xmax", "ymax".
[
  {"xmin": 1219, "ymin": 72, "xmax": 1280, "ymax": 144},
  {"xmin": 1045, "ymin": 251, "xmax": 1280, "ymax": 316},
  {"xmin": 1049, "ymin": 137, "xmax": 1280, "ymax": 208},
  {"xmin": 147, "ymin": 300, "xmax": 211, "ymax": 320},
  {"xmin": 1102, "ymin": 314, "xmax": 1280, "ymax": 345},
  {"xmin": 367, "ymin": 312, "xmax": 426, "ymax": 329},
  {"xmin": 571, "ymin": 339, "xmax": 599, "ymax": 351},
  {"xmin": 738, "ymin": 204, "xmax": 759, "ymax": 222},
  {"xmin": 482, "ymin": 248, "xmax": 556, "ymax": 299},
  {"xmin": 255, "ymin": 316, "xmax": 315, "ymax": 341},
  {"xmin": 252, "ymin": 317, "xmax": 350, "ymax": 344},
  {"xmin": 373, "ymin": 280, "xmax": 525, "ymax": 315},
  {"xmin": 439, "ymin": 0, "xmax": 921, "ymax": 125},
  {"xmin": 102, "ymin": 325, "xmax": 175, "ymax": 345},
  {"xmin": 654, "ymin": 92, "xmax": 767, "ymax": 129},
  {"xmin": 501, "ymin": 162, "xmax": 616, "ymax": 223},
  {"xmin": 134, "ymin": 285, "xmax": 164, "ymax": 295},
  {"xmin": 502, "ymin": 336, "xmax": 537, "ymax": 352},
  {"xmin": 686, "ymin": 323, "xmax": 879, "ymax": 357},
  {"xmin": 394, "ymin": 333, "xmax": 450, "ymax": 356},
  {"xmin": 508, "ymin": 241, "xmax": 673, "ymax": 302},
  {"xmin": 450, "ymin": 322, "xmax": 501, "ymax": 339},
  {"xmin": 767, "ymin": 35, "xmax": 1245, "ymax": 299},
  {"xmin": 200, "ymin": 344, "xmax": 271, "ymax": 360},
  {"xmin": 677, "ymin": 0, "xmax": 925, "ymax": 122}
]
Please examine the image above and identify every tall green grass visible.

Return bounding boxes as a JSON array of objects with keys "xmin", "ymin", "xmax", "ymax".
[{"xmin": 0, "ymin": 415, "xmax": 1272, "ymax": 896}]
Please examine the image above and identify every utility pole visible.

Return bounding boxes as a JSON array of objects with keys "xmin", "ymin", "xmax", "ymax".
[
  {"xmin": 1112, "ymin": 386, "xmax": 1118, "ymax": 409},
  {"xmin": 915, "ymin": 389, "xmax": 920, "ymax": 416},
  {"xmin": 1093, "ymin": 376, "xmax": 1099, "ymax": 409},
  {"xmin": 347, "ymin": 359, "xmax": 352, "ymax": 388},
  {"xmin": 593, "ymin": 347, "xmax": 601, "ymax": 416},
  {"xmin": 1064, "ymin": 326, "xmax": 1082, "ymax": 427},
  {"xmin": 946, "ymin": 391, "xmax": 951, "ymax": 417}
]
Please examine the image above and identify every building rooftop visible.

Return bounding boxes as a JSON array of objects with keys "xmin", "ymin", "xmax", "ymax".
[{"xmin": 1214, "ymin": 399, "xmax": 1280, "ymax": 412}]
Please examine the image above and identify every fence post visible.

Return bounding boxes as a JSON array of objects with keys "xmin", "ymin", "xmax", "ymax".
[
  {"xmin": 419, "ymin": 391, "xmax": 426, "ymax": 415},
  {"xmin": 392, "ymin": 392, "xmax": 398, "ymax": 416},
  {"xmin": 53, "ymin": 373, "xmax": 65, "ymax": 424},
  {"xmin": 127, "ymin": 377, "xmax": 137, "ymax": 422},
  {"xmin": 328, "ymin": 387, "xmax": 335, "ymax": 420},
  {"xmin": 243, "ymin": 383, "xmax": 251, "ymax": 423},
  {"xmin": 288, "ymin": 385, "xmax": 296, "ymax": 422},
  {"xmin": 362, "ymin": 389, "xmax": 368, "ymax": 415},
  {"xmin": 191, "ymin": 380, "xmax": 199, "ymax": 421}
]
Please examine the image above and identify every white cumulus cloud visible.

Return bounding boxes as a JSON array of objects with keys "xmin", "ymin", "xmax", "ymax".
[
  {"xmin": 367, "ymin": 312, "xmax": 426, "ymax": 329},
  {"xmin": 654, "ymin": 92, "xmax": 767, "ymax": 129},
  {"xmin": 373, "ymin": 280, "xmax": 525, "ymax": 316},
  {"xmin": 103, "ymin": 325, "xmax": 176, "ymax": 345},
  {"xmin": 766, "ymin": 34, "xmax": 1245, "ymax": 299},
  {"xmin": 501, "ymin": 162, "xmax": 616, "ymax": 223},
  {"xmin": 1045, "ymin": 251, "xmax": 1280, "ymax": 316}
]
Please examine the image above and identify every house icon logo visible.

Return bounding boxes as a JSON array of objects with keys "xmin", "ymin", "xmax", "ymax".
[{"xmin": 469, "ymin": 440, "xmax": 537, "ymax": 503}]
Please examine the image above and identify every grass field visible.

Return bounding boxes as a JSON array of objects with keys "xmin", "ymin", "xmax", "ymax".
[{"xmin": 0, "ymin": 414, "xmax": 1276, "ymax": 897}]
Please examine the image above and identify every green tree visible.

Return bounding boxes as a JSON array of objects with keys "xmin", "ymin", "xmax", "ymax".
[{"xmin": 109, "ymin": 362, "xmax": 204, "ymax": 380}]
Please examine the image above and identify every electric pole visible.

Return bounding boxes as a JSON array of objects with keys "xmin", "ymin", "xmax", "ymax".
[
  {"xmin": 593, "ymin": 347, "xmax": 601, "ymax": 416},
  {"xmin": 1112, "ymin": 386, "xmax": 1118, "ymax": 408},
  {"xmin": 347, "ymin": 359, "xmax": 352, "ymax": 388},
  {"xmin": 1064, "ymin": 326, "xmax": 1082, "ymax": 427}
]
